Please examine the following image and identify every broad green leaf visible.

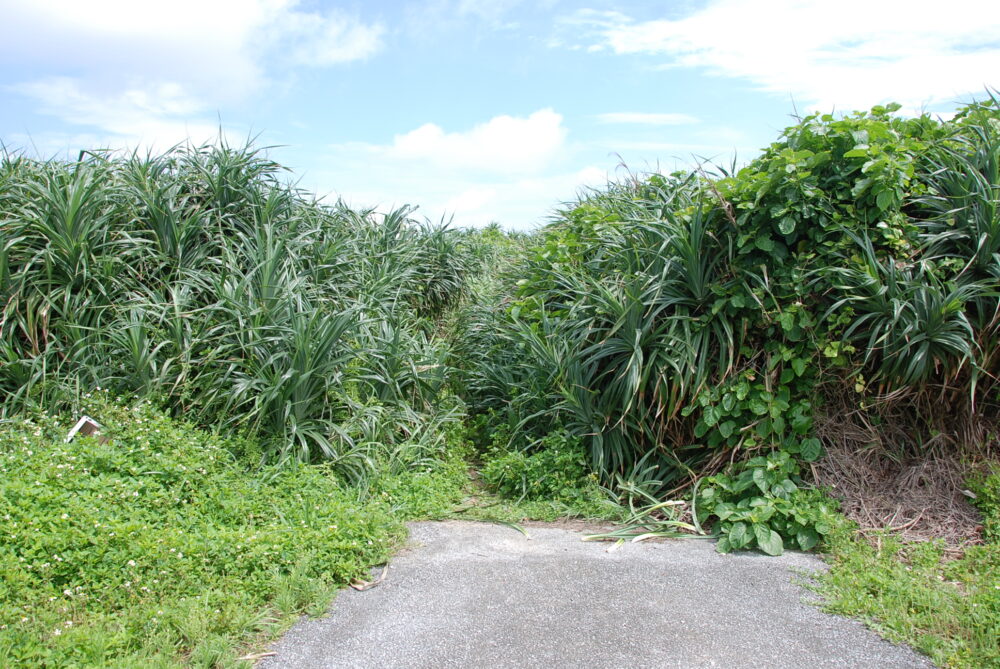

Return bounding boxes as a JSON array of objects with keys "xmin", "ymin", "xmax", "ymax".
[
  {"xmin": 778, "ymin": 216, "xmax": 797, "ymax": 235},
  {"xmin": 719, "ymin": 420, "xmax": 736, "ymax": 439},
  {"xmin": 876, "ymin": 189, "xmax": 895, "ymax": 211},
  {"xmin": 791, "ymin": 357, "xmax": 807, "ymax": 376},
  {"xmin": 703, "ymin": 405, "xmax": 721, "ymax": 427},
  {"xmin": 778, "ymin": 311, "xmax": 795, "ymax": 332},
  {"xmin": 772, "ymin": 415, "xmax": 786, "ymax": 434},
  {"xmin": 736, "ymin": 382, "xmax": 750, "ymax": 401},
  {"xmin": 800, "ymin": 437, "xmax": 822, "ymax": 462},
  {"xmin": 754, "ymin": 525, "xmax": 784, "ymax": 556},
  {"xmin": 796, "ymin": 527, "xmax": 819, "ymax": 551},
  {"xmin": 729, "ymin": 521, "xmax": 748, "ymax": 548},
  {"xmin": 755, "ymin": 235, "xmax": 775, "ymax": 252}
]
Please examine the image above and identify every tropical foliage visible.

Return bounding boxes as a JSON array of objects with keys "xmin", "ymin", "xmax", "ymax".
[
  {"xmin": 459, "ymin": 99, "xmax": 1000, "ymax": 492},
  {"xmin": 0, "ymin": 141, "xmax": 471, "ymax": 472}
]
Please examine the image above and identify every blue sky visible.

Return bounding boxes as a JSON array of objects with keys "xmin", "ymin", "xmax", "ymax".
[{"xmin": 2, "ymin": 0, "xmax": 998, "ymax": 229}]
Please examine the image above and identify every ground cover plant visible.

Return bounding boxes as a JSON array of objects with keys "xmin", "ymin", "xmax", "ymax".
[
  {"xmin": 0, "ymin": 399, "xmax": 468, "ymax": 667},
  {"xmin": 0, "ymin": 140, "xmax": 484, "ymax": 666},
  {"xmin": 814, "ymin": 468, "xmax": 1000, "ymax": 668}
]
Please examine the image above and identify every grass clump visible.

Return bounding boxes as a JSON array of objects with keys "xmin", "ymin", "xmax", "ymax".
[
  {"xmin": 0, "ymin": 141, "xmax": 471, "ymax": 470},
  {"xmin": 463, "ymin": 415, "xmax": 622, "ymax": 523},
  {"xmin": 814, "ymin": 468, "xmax": 1000, "ymax": 668},
  {"xmin": 816, "ymin": 532, "xmax": 999, "ymax": 668},
  {"xmin": 0, "ymin": 399, "xmax": 466, "ymax": 668},
  {"xmin": 481, "ymin": 429, "xmax": 593, "ymax": 502}
]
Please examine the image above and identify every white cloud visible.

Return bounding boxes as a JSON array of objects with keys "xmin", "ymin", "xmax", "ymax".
[
  {"xmin": 456, "ymin": 0, "xmax": 524, "ymax": 23},
  {"xmin": 11, "ymin": 78, "xmax": 225, "ymax": 151},
  {"xmin": 423, "ymin": 166, "xmax": 608, "ymax": 228},
  {"xmin": 444, "ymin": 187, "xmax": 499, "ymax": 214},
  {"xmin": 386, "ymin": 109, "xmax": 567, "ymax": 174},
  {"xmin": 306, "ymin": 110, "xmax": 594, "ymax": 228},
  {"xmin": 266, "ymin": 7, "xmax": 383, "ymax": 66},
  {"xmin": 3, "ymin": 0, "xmax": 383, "ymax": 149},
  {"xmin": 576, "ymin": 0, "xmax": 1000, "ymax": 112},
  {"xmin": 596, "ymin": 112, "xmax": 700, "ymax": 125}
]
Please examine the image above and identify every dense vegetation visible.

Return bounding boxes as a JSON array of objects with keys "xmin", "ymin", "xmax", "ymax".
[
  {"xmin": 0, "ymin": 142, "xmax": 491, "ymax": 666},
  {"xmin": 459, "ymin": 99, "xmax": 1000, "ymax": 552},
  {"xmin": 0, "ymin": 142, "xmax": 471, "ymax": 471},
  {"xmin": 2, "ymin": 97, "xmax": 999, "ymax": 667}
]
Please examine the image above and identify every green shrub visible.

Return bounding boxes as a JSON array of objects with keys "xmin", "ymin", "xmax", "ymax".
[
  {"xmin": 457, "ymin": 96, "xmax": 1000, "ymax": 497},
  {"xmin": 696, "ymin": 450, "xmax": 842, "ymax": 555},
  {"xmin": 0, "ymin": 142, "xmax": 471, "ymax": 467},
  {"xmin": 481, "ymin": 430, "xmax": 595, "ymax": 503}
]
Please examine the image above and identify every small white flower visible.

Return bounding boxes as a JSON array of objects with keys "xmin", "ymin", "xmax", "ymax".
[{"xmin": 127, "ymin": 560, "xmax": 136, "ymax": 567}]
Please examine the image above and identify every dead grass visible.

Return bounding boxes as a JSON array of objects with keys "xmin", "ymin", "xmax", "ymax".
[{"xmin": 811, "ymin": 382, "xmax": 997, "ymax": 547}]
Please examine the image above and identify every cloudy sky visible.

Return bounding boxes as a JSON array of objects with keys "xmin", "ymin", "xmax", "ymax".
[{"xmin": 2, "ymin": 0, "xmax": 998, "ymax": 228}]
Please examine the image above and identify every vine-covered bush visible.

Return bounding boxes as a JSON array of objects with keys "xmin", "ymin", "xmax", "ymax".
[
  {"xmin": 696, "ymin": 451, "xmax": 841, "ymax": 555},
  {"xmin": 458, "ymin": 98, "xmax": 1000, "ymax": 508}
]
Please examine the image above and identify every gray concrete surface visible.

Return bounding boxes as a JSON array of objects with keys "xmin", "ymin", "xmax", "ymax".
[{"xmin": 259, "ymin": 520, "xmax": 931, "ymax": 669}]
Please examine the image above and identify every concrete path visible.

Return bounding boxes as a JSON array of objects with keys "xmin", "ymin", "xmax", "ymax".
[{"xmin": 259, "ymin": 520, "xmax": 931, "ymax": 669}]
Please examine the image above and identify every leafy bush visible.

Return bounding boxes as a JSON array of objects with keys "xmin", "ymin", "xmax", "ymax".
[
  {"xmin": 0, "ymin": 399, "xmax": 466, "ymax": 667},
  {"xmin": 458, "ymin": 97, "xmax": 1000, "ymax": 497},
  {"xmin": 696, "ymin": 451, "xmax": 841, "ymax": 555},
  {"xmin": 481, "ymin": 430, "xmax": 594, "ymax": 502}
]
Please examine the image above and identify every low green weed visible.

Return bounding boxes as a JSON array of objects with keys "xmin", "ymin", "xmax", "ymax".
[
  {"xmin": 457, "ymin": 425, "xmax": 622, "ymax": 523},
  {"xmin": 475, "ymin": 428, "xmax": 621, "ymax": 521},
  {"xmin": 481, "ymin": 430, "xmax": 593, "ymax": 502},
  {"xmin": 814, "ymin": 467, "xmax": 1000, "ymax": 668},
  {"xmin": 0, "ymin": 398, "xmax": 466, "ymax": 667},
  {"xmin": 968, "ymin": 467, "xmax": 1000, "ymax": 541},
  {"xmin": 816, "ymin": 530, "xmax": 999, "ymax": 668}
]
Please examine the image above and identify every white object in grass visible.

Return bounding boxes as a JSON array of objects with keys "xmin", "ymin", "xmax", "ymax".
[{"xmin": 65, "ymin": 416, "xmax": 102, "ymax": 443}]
